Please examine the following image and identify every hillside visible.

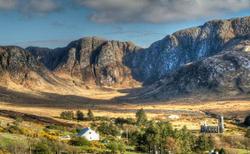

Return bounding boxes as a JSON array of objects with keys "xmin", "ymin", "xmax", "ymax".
[{"xmin": 127, "ymin": 47, "xmax": 250, "ymax": 100}]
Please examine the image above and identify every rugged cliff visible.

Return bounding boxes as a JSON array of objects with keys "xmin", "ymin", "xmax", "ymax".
[
  {"xmin": 132, "ymin": 16, "xmax": 250, "ymax": 84},
  {"xmin": 27, "ymin": 16, "xmax": 250, "ymax": 87},
  {"xmin": 27, "ymin": 37, "xmax": 141, "ymax": 87},
  {"xmin": 131, "ymin": 43, "xmax": 250, "ymax": 99},
  {"xmin": 0, "ymin": 46, "xmax": 55, "ymax": 85}
]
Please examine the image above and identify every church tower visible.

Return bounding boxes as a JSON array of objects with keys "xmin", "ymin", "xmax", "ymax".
[{"xmin": 218, "ymin": 115, "xmax": 224, "ymax": 133}]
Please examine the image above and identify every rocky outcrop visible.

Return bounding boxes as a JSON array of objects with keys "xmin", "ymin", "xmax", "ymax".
[
  {"xmin": 27, "ymin": 37, "xmax": 141, "ymax": 86},
  {"xmin": 27, "ymin": 16, "xmax": 250, "ymax": 89},
  {"xmin": 132, "ymin": 47, "xmax": 250, "ymax": 99},
  {"xmin": 0, "ymin": 46, "xmax": 54, "ymax": 85},
  {"xmin": 132, "ymin": 16, "xmax": 250, "ymax": 84}
]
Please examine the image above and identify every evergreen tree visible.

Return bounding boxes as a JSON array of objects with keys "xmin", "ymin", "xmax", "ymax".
[
  {"xmin": 219, "ymin": 148, "xmax": 226, "ymax": 154},
  {"xmin": 136, "ymin": 108, "xmax": 147, "ymax": 126},
  {"xmin": 87, "ymin": 109, "xmax": 94, "ymax": 120}
]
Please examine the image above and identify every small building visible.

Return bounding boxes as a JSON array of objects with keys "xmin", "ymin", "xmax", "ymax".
[
  {"xmin": 77, "ymin": 127, "xmax": 100, "ymax": 141},
  {"xmin": 168, "ymin": 115, "xmax": 180, "ymax": 120},
  {"xmin": 200, "ymin": 115, "xmax": 224, "ymax": 134}
]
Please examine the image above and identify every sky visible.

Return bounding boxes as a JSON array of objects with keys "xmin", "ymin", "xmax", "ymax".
[{"xmin": 0, "ymin": 0, "xmax": 249, "ymax": 49}]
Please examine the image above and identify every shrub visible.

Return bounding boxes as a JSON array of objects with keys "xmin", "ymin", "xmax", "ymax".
[
  {"xmin": 76, "ymin": 110, "xmax": 84, "ymax": 121},
  {"xmin": 60, "ymin": 111, "xmax": 74, "ymax": 120},
  {"xmin": 106, "ymin": 140, "xmax": 126, "ymax": 154},
  {"xmin": 97, "ymin": 122, "xmax": 120, "ymax": 137},
  {"xmin": 32, "ymin": 140, "xmax": 52, "ymax": 154},
  {"xmin": 45, "ymin": 125, "xmax": 65, "ymax": 131},
  {"xmin": 5, "ymin": 125, "xmax": 24, "ymax": 134},
  {"xmin": 87, "ymin": 109, "xmax": 94, "ymax": 120},
  {"xmin": 246, "ymin": 128, "xmax": 250, "ymax": 138},
  {"xmin": 69, "ymin": 137, "xmax": 90, "ymax": 146},
  {"xmin": 115, "ymin": 117, "xmax": 135, "ymax": 126},
  {"xmin": 13, "ymin": 116, "xmax": 23, "ymax": 126}
]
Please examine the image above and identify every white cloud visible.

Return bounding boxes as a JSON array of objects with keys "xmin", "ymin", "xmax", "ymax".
[
  {"xmin": 75, "ymin": 0, "xmax": 250, "ymax": 23},
  {"xmin": 0, "ymin": 0, "xmax": 17, "ymax": 10},
  {"xmin": 0, "ymin": 0, "xmax": 60, "ymax": 14}
]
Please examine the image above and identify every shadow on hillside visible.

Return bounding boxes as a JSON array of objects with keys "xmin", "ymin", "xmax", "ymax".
[
  {"xmin": 1, "ymin": 85, "xmax": 250, "ymax": 112},
  {"xmin": 0, "ymin": 86, "xmax": 113, "ymax": 109},
  {"xmin": 114, "ymin": 86, "xmax": 250, "ymax": 105}
]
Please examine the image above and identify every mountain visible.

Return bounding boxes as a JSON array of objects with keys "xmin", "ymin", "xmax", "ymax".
[
  {"xmin": 27, "ymin": 16, "xmax": 250, "ymax": 88},
  {"xmin": 1, "ymin": 16, "xmax": 249, "ymax": 99},
  {"xmin": 129, "ymin": 46, "xmax": 250, "ymax": 100},
  {"xmin": 0, "ymin": 46, "xmax": 55, "ymax": 86},
  {"xmin": 131, "ymin": 16, "xmax": 250, "ymax": 84},
  {"xmin": 27, "ymin": 37, "xmax": 142, "ymax": 87}
]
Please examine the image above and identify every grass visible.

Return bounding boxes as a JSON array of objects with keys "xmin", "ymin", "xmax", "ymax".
[
  {"xmin": 227, "ymin": 148, "xmax": 250, "ymax": 154},
  {"xmin": 0, "ymin": 133, "xmax": 29, "ymax": 148},
  {"xmin": 0, "ymin": 81, "xmax": 249, "ymax": 134}
]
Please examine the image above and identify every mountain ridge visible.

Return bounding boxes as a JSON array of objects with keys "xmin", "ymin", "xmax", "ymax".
[{"xmin": 0, "ymin": 16, "xmax": 250, "ymax": 100}]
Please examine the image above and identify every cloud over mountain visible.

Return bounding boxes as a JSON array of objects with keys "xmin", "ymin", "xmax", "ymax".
[
  {"xmin": 75, "ymin": 0, "xmax": 250, "ymax": 23},
  {"xmin": 0, "ymin": 0, "xmax": 60, "ymax": 14},
  {"xmin": 0, "ymin": 0, "xmax": 249, "ymax": 23}
]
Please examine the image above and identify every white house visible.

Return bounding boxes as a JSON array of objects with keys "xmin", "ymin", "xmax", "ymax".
[
  {"xmin": 168, "ymin": 114, "xmax": 180, "ymax": 120},
  {"xmin": 77, "ymin": 127, "xmax": 100, "ymax": 141}
]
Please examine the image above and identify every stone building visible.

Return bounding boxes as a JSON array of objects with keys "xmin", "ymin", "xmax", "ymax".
[{"xmin": 200, "ymin": 115, "xmax": 224, "ymax": 133}]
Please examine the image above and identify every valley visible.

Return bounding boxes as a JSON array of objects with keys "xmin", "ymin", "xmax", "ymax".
[{"xmin": 0, "ymin": 16, "xmax": 250, "ymax": 153}]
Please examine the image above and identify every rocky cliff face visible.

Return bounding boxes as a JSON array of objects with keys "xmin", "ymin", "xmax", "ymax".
[
  {"xmin": 27, "ymin": 37, "xmax": 141, "ymax": 86},
  {"xmin": 26, "ymin": 16, "xmax": 250, "ymax": 91},
  {"xmin": 132, "ymin": 16, "xmax": 250, "ymax": 84},
  {"xmin": 0, "ymin": 46, "xmax": 54, "ymax": 85},
  {"xmin": 131, "ymin": 44, "xmax": 250, "ymax": 99}
]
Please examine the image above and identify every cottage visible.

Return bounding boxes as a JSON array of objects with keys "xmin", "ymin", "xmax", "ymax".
[{"xmin": 77, "ymin": 127, "xmax": 100, "ymax": 141}]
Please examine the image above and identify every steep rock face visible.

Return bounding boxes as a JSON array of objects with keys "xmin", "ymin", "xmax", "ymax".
[
  {"xmin": 132, "ymin": 16, "xmax": 250, "ymax": 84},
  {"xmin": 134, "ymin": 47, "xmax": 250, "ymax": 99},
  {"xmin": 0, "ymin": 46, "xmax": 53, "ymax": 85},
  {"xmin": 28, "ymin": 16, "xmax": 250, "ymax": 87},
  {"xmin": 27, "ymin": 37, "xmax": 141, "ymax": 86}
]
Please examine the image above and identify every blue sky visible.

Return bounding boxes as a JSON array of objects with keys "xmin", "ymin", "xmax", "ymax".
[{"xmin": 0, "ymin": 0, "xmax": 249, "ymax": 48}]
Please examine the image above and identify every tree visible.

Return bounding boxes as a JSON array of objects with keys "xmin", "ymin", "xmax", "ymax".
[
  {"xmin": 219, "ymin": 148, "xmax": 226, "ymax": 154},
  {"xmin": 144, "ymin": 122, "xmax": 161, "ymax": 153},
  {"xmin": 60, "ymin": 111, "xmax": 74, "ymax": 120},
  {"xmin": 195, "ymin": 135, "xmax": 214, "ymax": 152},
  {"xmin": 175, "ymin": 126, "xmax": 195, "ymax": 153},
  {"xmin": 97, "ymin": 122, "xmax": 120, "ymax": 137},
  {"xmin": 244, "ymin": 115, "xmax": 250, "ymax": 126},
  {"xmin": 76, "ymin": 110, "xmax": 84, "ymax": 121},
  {"xmin": 136, "ymin": 108, "xmax": 147, "ymax": 126},
  {"xmin": 87, "ymin": 109, "xmax": 94, "ymax": 120},
  {"xmin": 165, "ymin": 137, "xmax": 179, "ymax": 154}
]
